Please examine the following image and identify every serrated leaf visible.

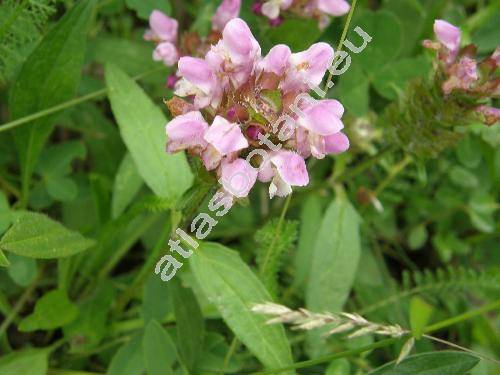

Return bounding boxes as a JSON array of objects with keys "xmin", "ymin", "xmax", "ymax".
[
  {"xmin": 190, "ymin": 242, "xmax": 294, "ymax": 373},
  {"xmin": 0, "ymin": 212, "xmax": 95, "ymax": 259},
  {"xmin": 105, "ymin": 63, "xmax": 193, "ymax": 201},
  {"xmin": 9, "ymin": 0, "xmax": 96, "ymax": 202},
  {"xmin": 143, "ymin": 320, "xmax": 177, "ymax": 375},
  {"xmin": 112, "ymin": 153, "xmax": 144, "ymax": 218},
  {"xmin": 0, "ymin": 349, "xmax": 48, "ymax": 375},
  {"xmin": 409, "ymin": 297, "xmax": 433, "ymax": 338},
  {"xmin": 19, "ymin": 289, "xmax": 78, "ymax": 331},
  {"xmin": 368, "ymin": 351, "xmax": 479, "ymax": 374}
]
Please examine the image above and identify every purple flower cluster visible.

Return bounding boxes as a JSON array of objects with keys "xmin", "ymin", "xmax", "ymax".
[{"xmin": 164, "ymin": 17, "xmax": 348, "ymax": 203}]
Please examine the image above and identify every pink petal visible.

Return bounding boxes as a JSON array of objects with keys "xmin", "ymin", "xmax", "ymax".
[
  {"xmin": 324, "ymin": 132, "xmax": 349, "ymax": 154},
  {"xmin": 153, "ymin": 42, "xmax": 179, "ymax": 66},
  {"xmin": 434, "ymin": 20, "xmax": 460, "ymax": 54},
  {"xmin": 258, "ymin": 44, "xmax": 291, "ymax": 76},
  {"xmin": 222, "ymin": 18, "xmax": 261, "ymax": 65},
  {"xmin": 204, "ymin": 116, "xmax": 248, "ymax": 155},
  {"xmin": 258, "ymin": 160, "xmax": 274, "ymax": 182},
  {"xmin": 271, "ymin": 151, "xmax": 309, "ymax": 186},
  {"xmin": 165, "ymin": 111, "xmax": 208, "ymax": 153},
  {"xmin": 177, "ymin": 56, "xmax": 215, "ymax": 95},
  {"xmin": 220, "ymin": 158, "xmax": 258, "ymax": 197},
  {"xmin": 201, "ymin": 145, "xmax": 223, "ymax": 170},
  {"xmin": 212, "ymin": 0, "xmax": 241, "ymax": 31},
  {"xmin": 150, "ymin": 10, "xmax": 178, "ymax": 43},
  {"xmin": 299, "ymin": 100, "xmax": 344, "ymax": 136},
  {"xmin": 317, "ymin": 0, "xmax": 350, "ymax": 16}
]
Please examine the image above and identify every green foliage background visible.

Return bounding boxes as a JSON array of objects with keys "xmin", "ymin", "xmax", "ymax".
[{"xmin": 0, "ymin": 0, "xmax": 498, "ymax": 374}]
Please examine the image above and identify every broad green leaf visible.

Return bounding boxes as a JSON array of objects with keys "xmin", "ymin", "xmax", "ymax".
[
  {"xmin": 348, "ymin": 10, "xmax": 403, "ymax": 76},
  {"xmin": 449, "ymin": 166, "xmax": 479, "ymax": 189},
  {"xmin": 36, "ymin": 141, "xmax": 86, "ymax": 176},
  {"xmin": 0, "ymin": 191, "xmax": 12, "ymax": 234},
  {"xmin": 190, "ymin": 242, "xmax": 294, "ymax": 372},
  {"xmin": 143, "ymin": 320, "xmax": 177, "ymax": 375},
  {"xmin": 142, "ymin": 273, "xmax": 172, "ymax": 324},
  {"xmin": 267, "ymin": 19, "xmax": 322, "ymax": 51},
  {"xmin": 0, "ymin": 349, "xmax": 48, "ymax": 375},
  {"xmin": 19, "ymin": 289, "xmax": 78, "ymax": 331},
  {"xmin": 107, "ymin": 333, "xmax": 145, "ymax": 375},
  {"xmin": 368, "ymin": 351, "xmax": 480, "ymax": 375},
  {"xmin": 306, "ymin": 195, "xmax": 361, "ymax": 356},
  {"xmin": 326, "ymin": 358, "xmax": 351, "ymax": 375},
  {"xmin": 197, "ymin": 332, "xmax": 242, "ymax": 373},
  {"xmin": 9, "ymin": 0, "xmax": 96, "ymax": 201},
  {"xmin": 0, "ymin": 250, "xmax": 9, "ymax": 267},
  {"xmin": 171, "ymin": 278, "xmax": 204, "ymax": 371},
  {"xmin": 472, "ymin": 11, "xmax": 500, "ymax": 53},
  {"xmin": 7, "ymin": 254, "xmax": 36, "ymax": 286},
  {"xmin": 105, "ymin": 63, "xmax": 193, "ymax": 201},
  {"xmin": 408, "ymin": 224, "xmax": 428, "ymax": 250},
  {"xmin": 45, "ymin": 175, "xmax": 78, "ymax": 202},
  {"xmin": 125, "ymin": 0, "xmax": 171, "ymax": 19},
  {"xmin": 337, "ymin": 62, "xmax": 369, "ymax": 116},
  {"xmin": 64, "ymin": 282, "xmax": 115, "ymax": 353},
  {"xmin": 383, "ymin": 0, "xmax": 426, "ymax": 57},
  {"xmin": 0, "ymin": 212, "xmax": 95, "ymax": 259},
  {"xmin": 112, "ymin": 153, "xmax": 144, "ymax": 218},
  {"xmin": 293, "ymin": 195, "xmax": 323, "ymax": 289},
  {"xmin": 409, "ymin": 296, "xmax": 434, "ymax": 338},
  {"xmin": 456, "ymin": 136, "xmax": 482, "ymax": 169}
]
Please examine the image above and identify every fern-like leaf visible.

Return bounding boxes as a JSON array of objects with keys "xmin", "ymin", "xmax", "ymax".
[
  {"xmin": 255, "ymin": 218, "xmax": 298, "ymax": 296},
  {"xmin": 359, "ymin": 266, "xmax": 500, "ymax": 314},
  {"xmin": 0, "ymin": 0, "xmax": 58, "ymax": 86}
]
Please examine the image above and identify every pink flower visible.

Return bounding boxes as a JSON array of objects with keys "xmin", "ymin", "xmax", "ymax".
[
  {"xmin": 316, "ymin": 0, "xmax": 350, "ymax": 16},
  {"xmin": 296, "ymin": 99, "xmax": 347, "ymax": 158},
  {"xmin": 442, "ymin": 56, "xmax": 478, "ymax": 94},
  {"xmin": 282, "ymin": 42, "xmax": 334, "ymax": 92},
  {"xmin": 259, "ymin": 151, "xmax": 309, "ymax": 198},
  {"xmin": 434, "ymin": 19, "xmax": 461, "ymax": 62},
  {"xmin": 202, "ymin": 116, "xmax": 248, "ymax": 170},
  {"xmin": 209, "ymin": 18, "xmax": 261, "ymax": 88},
  {"xmin": 220, "ymin": 158, "xmax": 258, "ymax": 198},
  {"xmin": 476, "ymin": 106, "xmax": 500, "ymax": 125},
  {"xmin": 165, "ymin": 111, "xmax": 208, "ymax": 153},
  {"xmin": 258, "ymin": 44, "xmax": 291, "ymax": 76},
  {"xmin": 153, "ymin": 42, "xmax": 179, "ymax": 66},
  {"xmin": 212, "ymin": 0, "xmax": 242, "ymax": 32},
  {"xmin": 144, "ymin": 10, "xmax": 178, "ymax": 43},
  {"xmin": 175, "ymin": 57, "xmax": 221, "ymax": 109},
  {"xmin": 261, "ymin": 0, "xmax": 293, "ymax": 20}
]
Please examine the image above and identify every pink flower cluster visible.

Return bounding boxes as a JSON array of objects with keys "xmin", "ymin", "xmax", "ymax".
[
  {"xmin": 253, "ymin": 0, "xmax": 350, "ymax": 28},
  {"xmin": 143, "ymin": 1, "xmax": 241, "ymax": 67},
  {"xmin": 165, "ymin": 18, "xmax": 348, "ymax": 202},
  {"xmin": 424, "ymin": 20, "xmax": 499, "ymax": 124}
]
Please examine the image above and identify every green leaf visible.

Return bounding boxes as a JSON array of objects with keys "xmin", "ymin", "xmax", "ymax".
[
  {"xmin": 0, "ymin": 349, "xmax": 48, "ymax": 375},
  {"xmin": 45, "ymin": 175, "xmax": 78, "ymax": 202},
  {"xmin": 8, "ymin": 0, "xmax": 96, "ymax": 202},
  {"xmin": 19, "ymin": 289, "xmax": 78, "ymax": 331},
  {"xmin": 0, "ymin": 191, "xmax": 12, "ymax": 234},
  {"xmin": 7, "ymin": 254, "xmax": 36, "ymax": 286},
  {"xmin": 190, "ymin": 242, "xmax": 294, "ymax": 373},
  {"xmin": 449, "ymin": 166, "xmax": 479, "ymax": 189},
  {"xmin": 125, "ymin": 0, "xmax": 171, "ymax": 19},
  {"xmin": 456, "ymin": 136, "xmax": 482, "ymax": 169},
  {"xmin": 368, "ymin": 351, "xmax": 480, "ymax": 375},
  {"xmin": 409, "ymin": 296, "xmax": 434, "ymax": 338},
  {"xmin": 143, "ymin": 320, "xmax": 177, "ymax": 375},
  {"xmin": 0, "ymin": 249, "xmax": 9, "ymax": 267},
  {"xmin": 348, "ymin": 10, "xmax": 403, "ymax": 76},
  {"xmin": 64, "ymin": 282, "xmax": 115, "ymax": 353},
  {"xmin": 0, "ymin": 212, "xmax": 95, "ymax": 259},
  {"xmin": 266, "ymin": 18, "xmax": 322, "ymax": 51},
  {"xmin": 107, "ymin": 333, "xmax": 145, "ymax": 375},
  {"xmin": 306, "ymin": 195, "xmax": 361, "ymax": 356},
  {"xmin": 408, "ymin": 224, "xmax": 428, "ymax": 251},
  {"xmin": 112, "ymin": 153, "xmax": 144, "ymax": 218},
  {"xmin": 170, "ymin": 278, "xmax": 205, "ymax": 371},
  {"xmin": 36, "ymin": 141, "xmax": 86, "ymax": 177},
  {"xmin": 338, "ymin": 62, "xmax": 369, "ymax": 116},
  {"xmin": 105, "ymin": 63, "xmax": 193, "ymax": 201},
  {"xmin": 142, "ymin": 273, "xmax": 172, "ymax": 324}
]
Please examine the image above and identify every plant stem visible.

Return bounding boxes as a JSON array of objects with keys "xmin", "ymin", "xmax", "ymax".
[
  {"xmin": 323, "ymin": 0, "xmax": 358, "ymax": 93},
  {"xmin": 0, "ymin": 266, "xmax": 43, "ymax": 339},
  {"xmin": 0, "ymin": 67, "xmax": 164, "ymax": 134},
  {"xmin": 252, "ymin": 299, "xmax": 500, "ymax": 374},
  {"xmin": 374, "ymin": 154, "xmax": 412, "ymax": 196},
  {"xmin": 220, "ymin": 336, "xmax": 239, "ymax": 375}
]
